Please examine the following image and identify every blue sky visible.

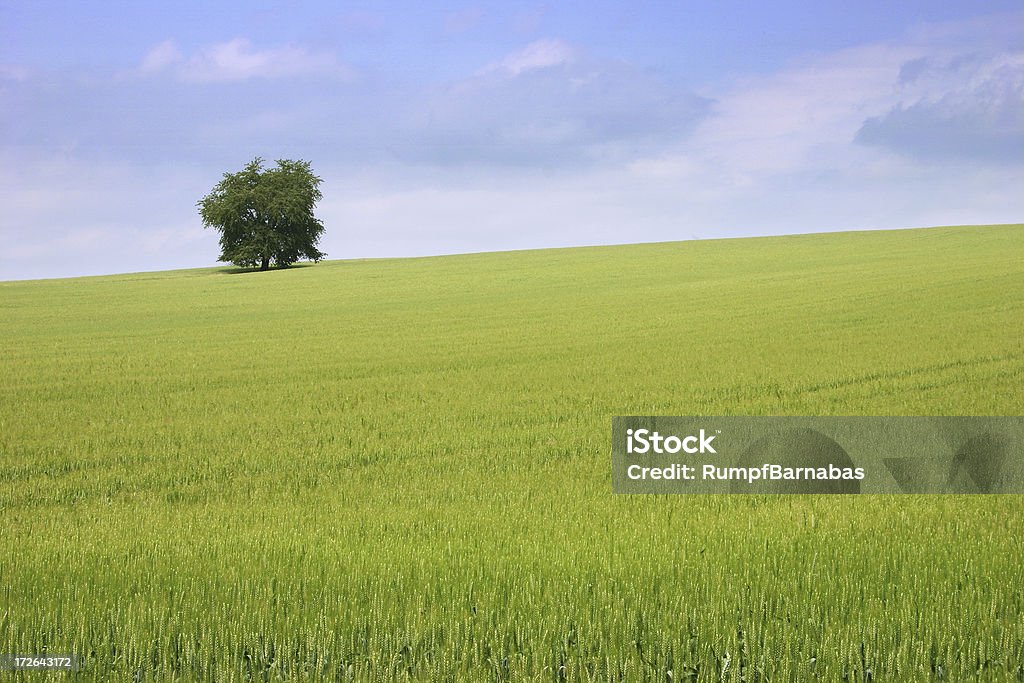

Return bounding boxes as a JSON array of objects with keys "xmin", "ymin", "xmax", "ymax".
[{"xmin": 2, "ymin": 1, "xmax": 1022, "ymax": 279}]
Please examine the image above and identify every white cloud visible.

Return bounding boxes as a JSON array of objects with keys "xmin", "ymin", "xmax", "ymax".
[
  {"xmin": 599, "ymin": 16, "xmax": 1024, "ymax": 236},
  {"xmin": 402, "ymin": 44, "xmax": 709, "ymax": 167},
  {"xmin": 139, "ymin": 40, "xmax": 183, "ymax": 73},
  {"xmin": 483, "ymin": 39, "xmax": 576, "ymax": 76},
  {"xmin": 856, "ymin": 51, "xmax": 1024, "ymax": 162},
  {"xmin": 0, "ymin": 155, "xmax": 218, "ymax": 280},
  {"xmin": 138, "ymin": 38, "xmax": 351, "ymax": 82},
  {"xmin": 680, "ymin": 43, "xmax": 920, "ymax": 177},
  {"xmin": 624, "ymin": 10, "xmax": 1024, "ymax": 186}
]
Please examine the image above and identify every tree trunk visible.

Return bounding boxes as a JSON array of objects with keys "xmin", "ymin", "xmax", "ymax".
[{"xmin": 260, "ymin": 255, "xmax": 270, "ymax": 271}]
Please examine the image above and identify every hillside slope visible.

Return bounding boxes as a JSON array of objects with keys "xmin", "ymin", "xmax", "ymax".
[{"xmin": 2, "ymin": 224, "xmax": 1023, "ymax": 680}]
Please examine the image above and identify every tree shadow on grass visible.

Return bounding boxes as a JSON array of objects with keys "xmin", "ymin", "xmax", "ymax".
[{"xmin": 217, "ymin": 263, "xmax": 318, "ymax": 275}]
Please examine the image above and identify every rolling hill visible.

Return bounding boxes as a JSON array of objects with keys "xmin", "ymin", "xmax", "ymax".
[{"xmin": 2, "ymin": 224, "xmax": 1023, "ymax": 680}]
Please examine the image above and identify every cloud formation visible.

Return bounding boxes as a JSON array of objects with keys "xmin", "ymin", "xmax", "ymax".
[
  {"xmin": 399, "ymin": 47, "xmax": 710, "ymax": 167},
  {"xmin": 139, "ymin": 40, "xmax": 183, "ymax": 73},
  {"xmin": 2, "ymin": 9, "xmax": 1023, "ymax": 280},
  {"xmin": 482, "ymin": 39, "xmax": 576, "ymax": 76},
  {"xmin": 3, "ymin": 37, "xmax": 703, "ymax": 171},
  {"xmin": 138, "ymin": 38, "xmax": 351, "ymax": 82},
  {"xmin": 856, "ymin": 52, "xmax": 1024, "ymax": 162}
]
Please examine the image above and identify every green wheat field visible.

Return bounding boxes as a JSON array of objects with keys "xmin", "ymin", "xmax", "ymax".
[{"xmin": 2, "ymin": 224, "xmax": 1023, "ymax": 681}]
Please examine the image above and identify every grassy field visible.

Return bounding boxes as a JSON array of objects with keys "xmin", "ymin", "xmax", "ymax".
[{"xmin": 2, "ymin": 224, "xmax": 1023, "ymax": 681}]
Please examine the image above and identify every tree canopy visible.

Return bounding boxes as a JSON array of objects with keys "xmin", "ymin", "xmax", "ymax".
[{"xmin": 198, "ymin": 158, "xmax": 326, "ymax": 271}]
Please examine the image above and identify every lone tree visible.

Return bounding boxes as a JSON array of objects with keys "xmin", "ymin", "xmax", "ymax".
[{"xmin": 198, "ymin": 157, "xmax": 326, "ymax": 271}]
